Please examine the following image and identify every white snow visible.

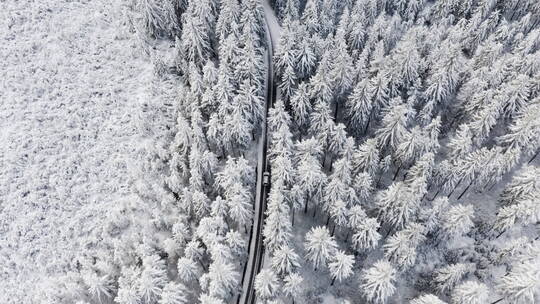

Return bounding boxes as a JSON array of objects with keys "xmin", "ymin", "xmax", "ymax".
[{"xmin": 0, "ymin": 0, "xmax": 154, "ymax": 302}]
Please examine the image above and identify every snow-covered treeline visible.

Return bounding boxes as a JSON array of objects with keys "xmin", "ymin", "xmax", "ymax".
[
  {"xmin": 3, "ymin": 0, "xmax": 540, "ymax": 303},
  {"xmin": 258, "ymin": 0, "xmax": 540, "ymax": 303},
  {"xmin": 44, "ymin": 0, "xmax": 274, "ymax": 304}
]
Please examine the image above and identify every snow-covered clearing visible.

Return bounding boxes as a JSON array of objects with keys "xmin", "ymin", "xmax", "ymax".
[{"xmin": 0, "ymin": 1, "xmax": 157, "ymax": 302}]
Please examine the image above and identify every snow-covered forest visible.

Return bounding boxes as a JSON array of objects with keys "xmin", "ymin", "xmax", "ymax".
[{"xmin": 1, "ymin": 0, "xmax": 540, "ymax": 303}]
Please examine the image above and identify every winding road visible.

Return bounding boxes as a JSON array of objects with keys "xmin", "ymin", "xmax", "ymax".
[{"xmin": 238, "ymin": 2, "xmax": 280, "ymax": 304}]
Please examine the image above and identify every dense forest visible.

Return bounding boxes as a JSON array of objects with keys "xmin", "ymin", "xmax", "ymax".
[{"xmin": 7, "ymin": 0, "xmax": 539, "ymax": 304}]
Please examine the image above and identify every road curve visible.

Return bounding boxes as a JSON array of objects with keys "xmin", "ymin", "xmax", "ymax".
[{"xmin": 237, "ymin": 2, "xmax": 277, "ymax": 304}]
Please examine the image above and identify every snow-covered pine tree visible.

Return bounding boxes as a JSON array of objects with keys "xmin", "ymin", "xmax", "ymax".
[
  {"xmin": 280, "ymin": 64, "xmax": 298, "ymax": 102},
  {"xmin": 393, "ymin": 126, "xmax": 427, "ymax": 179},
  {"xmin": 215, "ymin": 0, "xmax": 240, "ymax": 41},
  {"xmin": 271, "ymin": 244, "xmax": 301, "ymax": 276},
  {"xmin": 280, "ymin": 0, "xmax": 300, "ymax": 21},
  {"xmin": 240, "ymin": 0, "xmax": 265, "ymax": 45},
  {"xmin": 328, "ymin": 250, "xmax": 355, "ymax": 285},
  {"xmin": 410, "ymin": 294, "xmax": 446, "ymax": 304},
  {"xmin": 383, "ymin": 222, "xmax": 426, "ymax": 270},
  {"xmin": 177, "ymin": 257, "xmax": 199, "ymax": 283},
  {"xmin": 295, "ymin": 138, "xmax": 327, "ymax": 214},
  {"xmin": 82, "ymin": 270, "xmax": 114, "ymax": 304},
  {"xmin": 353, "ymin": 138, "xmax": 381, "ymax": 179},
  {"xmin": 207, "ymin": 260, "xmax": 239, "ymax": 299},
  {"xmin": 500, "ymin": 165, "xmax": 540, "ymax": 206},
  {"xmin": 304, "ymin": 226, "xmax": 338, "ymax": 271},
  {"xmin": 360, "ymin": 260, "xmax": 397, "ymax": 304},
  {"xmin": 263, "ymin": 180, "xmax": 293, "ymax": 253},
  {"xmin": 225, "ymin": 230, "xmax": 246, "ymax": 257},
  {"xmin": 199, "ymin": 294, "xmax": 225, "ymax": 304},
  {"xmin": 375, "ymin": 98, "xmax": 414, "ymax": 152},
  {"xmin": 348, "ymin": 205, "xmax": 367, "ymax": 231},
  {"xmin": 375, "ymin": 181, "xmax": 418, "ymax": 230},
  {"xmin": 347, "ymin": 79, "xmax": 374, "ymax": 134},
  {"xmin": 268, "ymin": 99, "xmax": 293, "ymax": 135},
  {"xmin": 283, "ymin": 273, "xmax": 304, "ymax": 304},
  {"xmin": 296, "ymin": 32, "xmax": 318, "ymax": 81},
  {"xmin": 447, "ymin": 124, "xmax": 474, "ymax": 161},
  {"xmin": 355, "ymin": 172, "xmax": 374, "ymax": 202},
  {"xmin": 494, "ymin": 195, "xmax": 540, "ymax": 235},
  {"xmin": 451, "ymin": 281, "xmax": 490, "ymax": 304},
  {"xmin": 434, "ymin": 263, "xmax": 472, "ymax": 293},
  {"xmin": 330, "ymin": 198, "xmax": 350, "ymax": 229},
  {"xmin": 419, "ymin": 197, "xmax": 450, "ymax": 234},
  {"xmin": 496, "ymin": 260, "xmax": 540, "ymax": 304},
  {"xmin": 237, "ymin": 28, "xmax": 266, "ymax": 85},
  {"xmin": 139, "ymin": 0, "xmax": 168, "ymax": 38},
  {"xmin": 302, "ymin": 0, "xmax": 321, "ymax": 35},
  {"xmin": 159, "ymin": 282, "xmax": 189, "ymax": 304},
  {"xmin": 289, "ymin": 83, "xmax": 313, "ymax": 130},
  {"xmin": 226, "ymin": 184, "xmax": 253, "ymax": 232},
  {"xmin": 115, "ymin": 267, "xmax": 142, "ymax": 304},
  {"xmin": 498, "ymin": 102, "xmax": 540, "ymax": 160},
  {"xmin": 352, "ymin": 217, "xmax": 382, "ymax": 252},
  {"xmin": 139, "ymin": 255, "xmax": 168, "ymax": 303},
  {"xmin": 255, "ymin": 269, "xmax": 280, "ymax": 300},
  {"xmin": 440, "ymin": 204, "xmax": 475, "ymax": 240},
  {"xmin": 179, "ymin": 1, "xmax": 215, "ymax": 66},
  {"xmin": 329, "ymin": 34, "xmax": 355, "ymax": 119}
]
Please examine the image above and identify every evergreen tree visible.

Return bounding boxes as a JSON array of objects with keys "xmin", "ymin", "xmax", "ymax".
[
  {"xmin": 440, "ymin": 204, "xmax": 475, "ymax": 239},
  {"xmin": 329, "ymin": 199, "xmax": 349, "ymax": 236},
  {"xmin": 328, "ymin": 250, "xmax": 355, "ymax": 285},
  {"xmin": 393, "ymin": 126, "xmax": 427, "ymax": 178},
  {"xmin": 296, "ymin": 30, "xmax": 317, "ymax": 79},
  {"xmin": 139, "ymin": 255, "xmax": 168, "ymax": 303},
  {"xmin": 360, "ymin": 260, "xmax": 397, "ymax": 304},
  {"xmin": 116, "ymin": 267, "xmax": 142, "ymax": 304},
  {"xmin": 451, "ymin": 281, "xmax": 489, "ymax": 304},
  {"xmin": 346, "ymin": 79, "xmax": 374, "ymax": 133},
  {"xmin": 355, "ymin": 172, "xmax": 374, "ymax": 202},
  {"xmin": 375, "ymin": 98, "xmax": 414, "ymax": 151},
  {"xmin": 434, "ymin": 263, "xmax": 472, "ymax": 293},
  {"xmin": 383, "ymin": 222, "xmax": 426, "ymax": 270},
  {"xmin": 139, "ymin": 0, "xmax": 168, "ymax": 38},
  {"xmin": 225, "ymin": 230, "xmax": 246, "ymax": 256},
  {"xmin": 290, "ymin": 83, "xmax": 313, "ymax": 129},
  {"xmin": 352, "ymin": 217, "xmax": 382, "ymax": 252},
  {"xmin": 304, "ymin": 226, "xmax": 338, "ymax": 270},
  {"xmin": 283, "ymin": 273, "xmax": 304, "ymax": 304},
  {"xmin": 199, "ymin": 294, "xmax": 225, "ymax": 304},
  {"xmin": 498, "ymin": 102, "xmax": 540, "ymax": 158},
  {"xmin": 216, "ymin": 0, "xmax": 240, "ymax": 40},
  {"xmin": 207, "ymin": 260, "xmax": 239, "ymax": 299},
  {"xmin": 296, "ymin": 138, "xmax": 327, "ymax": 213},
  {"xmin": 264, "ymin": 182, "xmax": 293, "ymax": 253},
  {"xmin": 83, "ymin": 271, "xmax": 114, "ymax": 304},
  {"xmin": 447, "ymin": 124, "xmax": 474, "ymax": 161},
  {"xmin": 159, "ymin": 282, "xmax": 189, "ymax": 304},
  {"xmin": 375, "ymin": 181, "xmax": 418, "ymax": 230},
  {"xmin": 499, "ymin": 165, "xmax": 540, "ymax": 206},
  {"xmin": 271, "ymin": 245, "xmax": 301, "ymax": 276},
  {"xmin": 179, "ymin": 1, "xmax": 215, "ymax": 66},
  {"xmin": 497, "ymin": 261, "xmax": 540, "ymax": 304},
  {"xmin": 177, "ymin": 258, "xmax": 199, "ymax": 283},
  {"xmin": 255, "ymin": 269, "xmax": 280, "ymax": 300},
  {"xmin": 353, "ymin": 138, "xmax": 381, "ymax": 178},
  {"xmin": 410, "ymin": 294, "xmax": 446, "ymax": 304},
  {"xmin": 419, "ymin": 197, "xmax": 450, "ymax": 234}
]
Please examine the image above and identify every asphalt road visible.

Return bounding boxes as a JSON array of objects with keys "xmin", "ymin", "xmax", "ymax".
[{"xmin": 237, "ymin": 3, "xmax": 277, "ymax": 304}]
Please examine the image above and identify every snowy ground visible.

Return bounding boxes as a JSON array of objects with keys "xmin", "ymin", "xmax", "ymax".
[{"xmin": 0, "ymin": 1, "xmax": 157, "ymax": 302}]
